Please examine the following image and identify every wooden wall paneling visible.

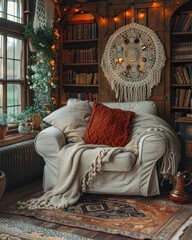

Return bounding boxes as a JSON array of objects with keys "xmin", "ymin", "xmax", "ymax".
[
  {"xmin": 98, "ymin": 2, "xmax": 119, "ymax": 102},
  {"xmin": 58, "ymin": 0, "xmax": 191, "ymax": 125}
]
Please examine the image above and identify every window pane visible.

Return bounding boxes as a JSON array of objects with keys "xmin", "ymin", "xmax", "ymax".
[
  {"xmin": 7, "ymin": 0, "xmax": 22, "ymax": 23},
  {"xmin": 0, "ymin": 0, "xmax": 4, "ymax": 18},
  {"xmin": 0, "ymin": 84, "xmax": 2, "ymax": 111},
  {"xmin": 15, "ymin": 38, "xmax": 22, "ymax": 59},
  {"xmin": 7, "ymin": 59, "xmax": 14, "ymax": 79},
  {"xmin": 0, "ymin": 34, "xmax": 3, "ymax": 78},
  {"xmin": 15, "ymin": 60, "xmax": 21, "ymax": 78},
  {"xmin": 7, "ymin": 36, "xmax": 22, "ymax": 80},
  {"xmin": 7, "ymin": 83, "xmax": 21, "ymax": 115},
  {"xmin": 0, "ymin": 59, "xmax": 3, "ymax": 78},
  {"xmin": 7, "ymin": 36, "xmax": 14, "ymax": 58}
]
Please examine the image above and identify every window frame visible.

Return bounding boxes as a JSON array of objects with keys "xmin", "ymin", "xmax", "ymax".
[{"xmin": 0, "ymin": 0, "xmax": 30, "ymax": 140}]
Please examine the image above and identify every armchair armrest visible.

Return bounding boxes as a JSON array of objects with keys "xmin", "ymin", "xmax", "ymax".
[
  {"xmin": 34, "ymin": 126, "xmax": 66, "ymax": 158},
  {"xmin": 34, "ymin": 126, "xmax": 66, "ymax": 191}
]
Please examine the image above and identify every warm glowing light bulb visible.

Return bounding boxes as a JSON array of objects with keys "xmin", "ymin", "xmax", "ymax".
[
  {"xmin": 50, "ymin": 79, "xmax": 54, "ymax": 86},
  {"xmin": 50, "ymin": 59, "xmax": 55, "ymax": 67},
  {"xmin": 151, "ymin": 1, "xmax": 161, "ymax": 7},
  {"xmin": 51, "ymin": 45, "xmax": 56, "ymax": 52},
  {"xmin": 125, "ymin": 10, "xmax": 130, "ymax": 17},
  {"xmin": 114, "ymin": 16, "xmax": 118, "ymax": 22},
  {"xmin": 139, "ymin": 12, "xmax": 145, "ymax": 19},
  {"xmin": 100, "ymin": 17, "xmax": 106, "ymax": 25}
]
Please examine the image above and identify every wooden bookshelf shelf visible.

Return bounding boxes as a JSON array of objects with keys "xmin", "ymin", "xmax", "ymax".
[
  {"xmin": 171, "ymin": 32, "xmax": 192, "ymax": 35},
  {"xmin": 63, "ymin": 84, "xmax": 99, "ymax": 87},
  {"xmin": 171, "ymin": 84, "xmax": 192, "ymax": 87},
  {"xmin": 63, "ymin": 63, "xmax": 98, "ymax": 66},
  {"xmin": 63, "ymin": 39, "xmax": 98, "ymax": 43},
  {"xmin": 172, "ymin": 106, "xmax": 191, "ymax": 110}
]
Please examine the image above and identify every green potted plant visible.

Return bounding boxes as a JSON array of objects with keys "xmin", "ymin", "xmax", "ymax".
[
  {"xmin": 0, "ymin": 113, "xmax": 9, "ymax": 139},
  {"xmin": 11, "ymin": 106, "xmax": 48, "ymax": 133}
]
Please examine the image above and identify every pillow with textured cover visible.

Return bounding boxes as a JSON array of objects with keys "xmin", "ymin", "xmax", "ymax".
[
  {"xmin": 85, "ymin": 102, "xmax": 135, "ymax": 147},
  {"xmin": 43, "ymin": 98, "xmax": 92, "ymax": 143}
]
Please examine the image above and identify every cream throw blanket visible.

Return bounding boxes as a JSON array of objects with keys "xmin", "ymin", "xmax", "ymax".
[{"xmin": 18, "ymin": 114, "xmax": 180, "ymax": 210}]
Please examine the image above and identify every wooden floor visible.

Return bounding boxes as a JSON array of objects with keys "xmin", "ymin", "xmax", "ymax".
[{"xmin": 0, "ymin": 180, "xmax": 137, "ymax": 240}]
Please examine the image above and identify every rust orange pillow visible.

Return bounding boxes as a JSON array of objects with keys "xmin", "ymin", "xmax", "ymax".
[{"xmin": 85, "ymin": 102, "xmax": 135, "ymax": 147}]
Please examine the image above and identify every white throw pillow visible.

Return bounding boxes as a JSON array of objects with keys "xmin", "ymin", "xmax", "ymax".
[{"xmin": 43, "ymin": 98, "xmax": 92, "ymax": 143}]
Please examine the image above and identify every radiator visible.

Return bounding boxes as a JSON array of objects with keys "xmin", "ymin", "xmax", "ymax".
[{"xmin": 0, "ymin": 139, "xmax": 44, "ymax": 190}]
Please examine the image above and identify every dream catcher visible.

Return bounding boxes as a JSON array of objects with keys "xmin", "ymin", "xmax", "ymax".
[{"xmin": 101, "ymin": 21, "xmax": 166, "ymax": 101}]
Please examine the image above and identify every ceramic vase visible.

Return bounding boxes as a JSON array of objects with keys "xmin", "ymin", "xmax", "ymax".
[{"xmin": 0, "ymin": 125, "xmax": 8, "ymax": 139}]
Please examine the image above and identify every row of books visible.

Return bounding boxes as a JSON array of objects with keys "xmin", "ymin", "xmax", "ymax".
[
  {"xmin": 171, "ymin": 65, "xmax": 192, "ymax": 84},
  {"xmin": 172, "ymin": 12, "xmax": 192, "ymax": 32},
  {"xmin": 62, "ymin": 91, "xmax": 99, "ymax": 102},
  {"xmin": 174, "ymin": 88, "xmax": 192, "ymax": 107},
  {"xmin": 172, "ymin": 41, "xmax": 192, "ymax": 60},
  {"xmin": 63, "ymin": 70, "xmax": 98, "ymax": 85},
  {"xmin": 63, "ymin": 23, "xmax": 97, "ymax": 40},
  {"xmin": 62, "ymin": 48, "xmax": 97, "ymax": 64}
]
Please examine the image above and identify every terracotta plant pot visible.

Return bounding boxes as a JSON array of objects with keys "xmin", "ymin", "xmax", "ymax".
[
  {"xmin": 0, "ymin": 171, "xmax": 6, "ymax": 199},
  {"xmin": 0, "ymin": 125, "xmax": 8, "ymax": 139}
]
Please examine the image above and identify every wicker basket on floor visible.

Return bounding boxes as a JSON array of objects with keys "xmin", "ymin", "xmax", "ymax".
[{"xmin": 0, "ymin": 171, "xmax": 6, "ymax": 199}]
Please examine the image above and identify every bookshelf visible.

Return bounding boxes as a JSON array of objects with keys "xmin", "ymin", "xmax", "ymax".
[
  {"xmin": 61, "ymin": 12, "xmax": 99, "ymax": 105},
  {"xmin": 170, "ymin": 3, "xmax": 192, "ymax": 126}
]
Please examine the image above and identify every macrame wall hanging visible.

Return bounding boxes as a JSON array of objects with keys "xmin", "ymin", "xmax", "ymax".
[
  {"xmin": 101, "ymin": 20, "xmax": 166, "ymax": 101},
  {"xmin": 33, "ymin": 0, "xmax": 54, "ymax": 30}
]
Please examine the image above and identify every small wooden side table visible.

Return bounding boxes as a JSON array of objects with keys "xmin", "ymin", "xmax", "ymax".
[{"xmin": 175, "ymin": 117, "xmax": 192, "ymax": 172}]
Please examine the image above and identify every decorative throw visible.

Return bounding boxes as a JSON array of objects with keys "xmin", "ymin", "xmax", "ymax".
[
  {"xmin": 101, "ymin": 21, "xmax": 166, "ymax": 101},
  {"xmin": 18, "ymin": 114, "xmax": 180, "ymax": 210}
]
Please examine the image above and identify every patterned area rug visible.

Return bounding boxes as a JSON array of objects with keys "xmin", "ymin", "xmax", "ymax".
[
  {"xmin": 0, "ymin": 217, "xmax": 91, "ymax": 240},
  {"xmin": 1, "ymin": 194, "xmax": 192, "ymax": 240}
]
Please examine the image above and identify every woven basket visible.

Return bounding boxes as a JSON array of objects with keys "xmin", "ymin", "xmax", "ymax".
[{"xmin": 0, "ymin": 171, "xmax": 6, "ymax": 199}]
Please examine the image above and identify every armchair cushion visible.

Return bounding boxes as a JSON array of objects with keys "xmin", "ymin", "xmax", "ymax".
[
  {"xmin": 85, "ymin": 102, "xmax": 135, "ymax": 147},
  {"xmin": 43, "ymin": 99, "xmax": 92, "ymax": 143}
]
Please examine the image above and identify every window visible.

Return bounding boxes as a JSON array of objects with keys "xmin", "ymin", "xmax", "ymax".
[
  {"xmin": 0, "ymin": 0, "xmax": 23, "ymax": 23},
  {"xmin": 0, "ymin": 0, "xmax": 25, "ymax": 116}
]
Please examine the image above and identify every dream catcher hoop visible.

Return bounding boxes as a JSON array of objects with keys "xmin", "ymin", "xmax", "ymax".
[{"xmin": 101, "ymin": 21, "xmax": 166, "ymax": 101}]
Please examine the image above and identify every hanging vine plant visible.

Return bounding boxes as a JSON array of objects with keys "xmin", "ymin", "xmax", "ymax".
[
  {"xmin": 24, "ymin": 22, "xmax": 55, "ymax": 58},
  {"xmin": 24, "ymin": 22, "xmax": 58, "ymax": 112}
]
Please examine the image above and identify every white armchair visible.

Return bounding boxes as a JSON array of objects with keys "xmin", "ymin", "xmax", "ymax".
[{"xmin": 34, "ymin": 99, "xmax": 180, "ymax": 197}]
